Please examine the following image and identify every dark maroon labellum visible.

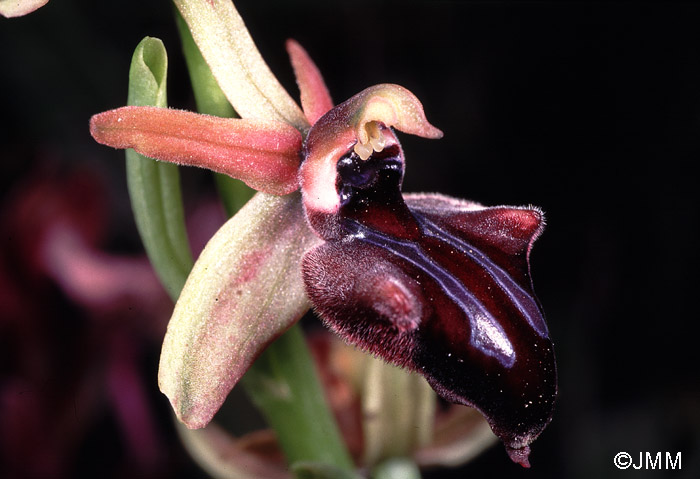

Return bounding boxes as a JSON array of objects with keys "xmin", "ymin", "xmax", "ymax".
[{"xmin": 301, "ymin": 119, "xmax": 556, "ymax": 466}]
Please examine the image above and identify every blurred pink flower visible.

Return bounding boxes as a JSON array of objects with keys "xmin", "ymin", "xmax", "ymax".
[{"xmin": 0, "ymin": 168, "xmax": 173, "ymax": 477}]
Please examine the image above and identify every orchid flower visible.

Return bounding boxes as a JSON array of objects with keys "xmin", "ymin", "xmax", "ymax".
[{"xmin": 89, "ymin": 0, "xmax": 556, "ymax": 468}]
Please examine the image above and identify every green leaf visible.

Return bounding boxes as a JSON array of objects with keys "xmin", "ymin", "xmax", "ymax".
[
  {"xmin": 125, "ymin": 37, "xmax": 192, "ymax": 300},
  {"xmin": 175, "ymin": 9, "xmax": 235, "ymax": 119},
  {"xmin": 126, "ymin": 37, "xmax": 168, "ymax": 108}
]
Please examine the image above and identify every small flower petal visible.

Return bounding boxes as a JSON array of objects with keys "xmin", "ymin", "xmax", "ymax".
[
  {"xmin": 158, "ymin": 192, "xmax": 321, "ymax": 429},
  {"xmin": 286, "ymin": 39, "xmax": 334, "ymax": 126},
  {"xmin": 90, "ymin": 106, "xmax": 302, "ymax": 195}
]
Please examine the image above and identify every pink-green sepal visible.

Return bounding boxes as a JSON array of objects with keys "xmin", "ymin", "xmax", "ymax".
[
  {"xmin": 158, "ymin": 192, "xmax": 321, "ymax": 429},
  {"xmin": 286, "ymin": 39, "xmax": 334, "ymax": 126}
]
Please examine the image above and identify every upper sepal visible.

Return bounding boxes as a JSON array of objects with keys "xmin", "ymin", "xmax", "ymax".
[{"xmin": 90, "ymin": 106, "xmax": 302, "ymax": 195}]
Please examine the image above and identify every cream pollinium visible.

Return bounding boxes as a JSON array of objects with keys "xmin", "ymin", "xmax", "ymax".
[{"xmin": 353, "ymin": 121, "xmax": 387, "ymax": 160}]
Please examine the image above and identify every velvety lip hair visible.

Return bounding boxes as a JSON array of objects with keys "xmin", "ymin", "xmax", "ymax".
[
  {"xmin": 300, "ymin": 94, "xmax": 556, "ymax": 467},
  {"xmin": 90, "ymin": 32, "xmax": 556, "ymax": 466}
]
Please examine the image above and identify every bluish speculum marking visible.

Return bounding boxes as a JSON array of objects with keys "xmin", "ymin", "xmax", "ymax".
[
  {"xmin": 414, "ymin": 214, "xmax": 549, "ymax": 338},
  {"xmin": 344, "ymin": 218, "xmax": 517, "ymax": 368},
  {"xmin": 336, "ymin": 147, "xmax": 403, "ymax": 207},
  {"xmin": 334, "ymin": 146, "xmax": 548, "ymax": 369}
]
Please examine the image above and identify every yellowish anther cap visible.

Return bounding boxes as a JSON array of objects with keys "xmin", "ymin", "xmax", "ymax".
[
  {"xmin": 354, "ymin": 141, "xmax": 374, "ymax": 161},
  {"xmin": 350, "ymin": 84, "xmax": 442, "ymax": 161},
  {"xmin": 353, "ymin": 121, "xmax": 388, "ymax": 160}
]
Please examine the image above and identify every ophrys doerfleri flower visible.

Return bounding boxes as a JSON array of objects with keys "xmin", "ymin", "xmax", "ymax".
[{"xmin": 90, "ymin": 1, "xmax": 556, "ymax": 467}]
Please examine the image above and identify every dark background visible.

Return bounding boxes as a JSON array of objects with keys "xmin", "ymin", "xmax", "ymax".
[{"xmin": 2, "ymin": 1, "xmax": 699, "ymax": 478}]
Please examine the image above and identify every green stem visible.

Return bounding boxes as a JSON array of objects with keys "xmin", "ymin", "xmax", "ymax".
[
  {"xmin": 241, "ymin": 326, "xmax": 353, "ymax": 469},
  {"xmin": 175, "ymin": 9, "xmax": 353, "ymax": 470}
]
